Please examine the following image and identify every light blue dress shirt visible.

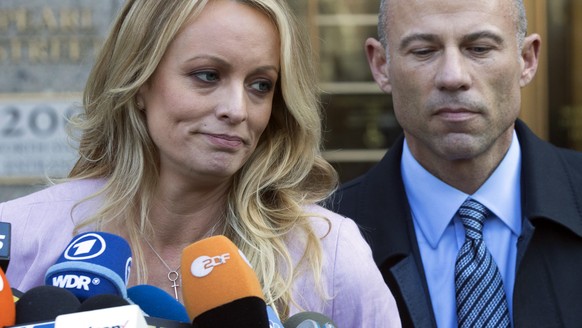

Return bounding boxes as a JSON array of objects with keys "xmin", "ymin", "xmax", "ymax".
[{"xmin": 401, "ymin": 132, "xmax": 522, "ymax": 328}]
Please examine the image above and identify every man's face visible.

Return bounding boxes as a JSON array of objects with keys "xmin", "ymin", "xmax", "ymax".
[{"xmin": 382, "ymin": 0, "xmax": 534, "ymax": 166}]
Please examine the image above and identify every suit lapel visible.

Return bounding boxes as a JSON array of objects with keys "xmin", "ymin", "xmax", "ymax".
[
  {"xmin": 390, "ymin": 256, "xmax": 438, "ymax": 327},
  {"xmin": 513, "ymin": 120, "xmax": 582, "ymax": 327},
  {"xmin": 357, "ymin": 136, "xmax": 437, "ymax": 327},
  {"xmin": 356, "ymin": 136, "xmax": 413, "ymax": 263},
  {"xmin": 517, "ymin": 119, "xmax": 582, "ymax": 237}
]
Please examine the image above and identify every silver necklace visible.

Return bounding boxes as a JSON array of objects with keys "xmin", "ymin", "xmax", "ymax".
[
  {"xmin": 144, "ymin": 219, "xmax": 224, "ymax": 301},
  {"xmin": 144, "ymin": 238, "xmax": 181, "ymax": 301}
]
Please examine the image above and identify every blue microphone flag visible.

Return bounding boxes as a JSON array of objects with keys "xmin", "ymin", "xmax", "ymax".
[
  {"xmin": 0, "ymin": 222, "xmax": 11, "ymax": 272},
  {"xmin": 44, "ymin": 232, "xmax": 132, "ymax": 301}
]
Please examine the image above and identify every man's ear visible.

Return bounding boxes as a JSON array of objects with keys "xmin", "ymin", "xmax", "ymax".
[
  {"xmin": 519, "ymin": 33, "xmax": 541, "ymax": 87},
  {"xmin": 365, "ymin": 37, "xmax": 392, "ymax": 93}
]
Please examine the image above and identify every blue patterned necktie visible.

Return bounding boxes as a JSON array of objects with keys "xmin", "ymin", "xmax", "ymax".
[{"xmin": 455, "ymin": 199, "xmax": 511, "ymax": 328}]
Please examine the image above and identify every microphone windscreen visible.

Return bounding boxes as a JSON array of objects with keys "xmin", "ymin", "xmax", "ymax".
[
  {"xmin": 180, "ymin": 235, "xmax": 267, "ymax": 327},
  {"xmin": 127, "ymin": 284, "xmax": 189, "ymax": 323},
  {"xmin": 78, "ymin": 294, "xmax": 130, "ymax": 312},
  {"xmin": 283, "ymin": 312, "xmax": 337, "ymax": 328},
  {"xmin": 0, "ymin": 267, "xmax": 15, "ymax": 327},
  {"xmin": 44, "ymin": 231, "xmax": 132, "ymax": 301},
  {"xmin": 15, "ymin": 285, "xmax": 81, "ymax": 324},
  {"xmin": 192, "ymin": 296, "xmax": 269, "ymax": 328},
  {"xmin": 0, "ymin": 222, "xmax": 11, "ymax": 272}
]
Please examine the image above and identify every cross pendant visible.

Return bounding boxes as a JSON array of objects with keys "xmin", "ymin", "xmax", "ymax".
[
  {"xmin": 168, "ymin": 270, "xmax": 180, "ymax": 301},
  {"xmin": 171, "ymin": 280, "xmax": 179, "ymax": 300}
]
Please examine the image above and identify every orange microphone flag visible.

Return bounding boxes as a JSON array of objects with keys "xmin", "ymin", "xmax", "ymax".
[
  {"xmin": 180, "ymin": 235, "xmax": 264, "ymax": 321},
  {"xmin": 0, "ymin": 268, "xmax": 15, "ymax": 327}
]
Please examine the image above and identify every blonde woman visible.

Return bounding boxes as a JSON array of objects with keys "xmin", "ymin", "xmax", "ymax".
[{"xmin": 0, "ymin": 0, "xmax": 400, "ymax": 325}]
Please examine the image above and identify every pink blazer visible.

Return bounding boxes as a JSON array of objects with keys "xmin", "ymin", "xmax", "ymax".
[{"xmin": 0, "ymin": 179, "xmax": 401, "ymax": 327}]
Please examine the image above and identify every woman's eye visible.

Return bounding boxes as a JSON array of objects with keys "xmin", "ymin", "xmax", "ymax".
[
  {"xmin": 193, "ymin": 71, "xmax": 219, "ymax": 82},
  {"xmin": 250, "ymin": 80, "xmax": 273, "ymax": 93}
]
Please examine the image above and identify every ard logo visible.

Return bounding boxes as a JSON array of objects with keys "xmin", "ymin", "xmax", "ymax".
[{"xmin": 64, "ymin": 233, "xmax": 107, "ymax": 260}]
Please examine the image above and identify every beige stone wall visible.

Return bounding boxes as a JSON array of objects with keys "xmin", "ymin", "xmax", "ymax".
[{"xmin": 0, "ymin": 1, "xmax": 123, "ymax": 201}]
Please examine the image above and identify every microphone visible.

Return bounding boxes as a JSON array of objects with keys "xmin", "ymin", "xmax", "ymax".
[
  {"xmin": 54, "ymin": 304, "xmax": 147, "ymax": 328},
  {"xmin": 77, "ymin": 293, "xmax": 131, "ymax": 312},
  {"xmin": 10, "ymin": 286, "xmax": 190, "ymax": 328},
  {"xmin": 75, "ymin": 296, "xmax": 193, "ymax": 328},
  {"xmin": 0, "ymin": 267, "xmax": 15, "ymax": 327},
  {"xmin": 180, "ymin": 235, "xmax": 269, "ymax": 327},
  {"xmin": 267, "ymin": 305, "xmax": 284, "ymax": 328},
  {"xmin": 44, "ymin": 231, "xmax": 132, "ymax": 301},
  {"xmin": 0, "ymin": 222, "xmax": 11, "ymax": 272},
  {"xmin": 127, "ymin": 284, "xmax": 189, "ymax": 323},
  {"xmin": 14, "ymin": 285, "xmax": 81, "ymax": 325},
  {"xmin": 283, "ymin": 312, "xmax": 338, "ymax": 328}
]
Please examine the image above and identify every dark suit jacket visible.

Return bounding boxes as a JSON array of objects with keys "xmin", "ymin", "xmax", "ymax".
[{"xmin": 328, "ymin": 120, "xmax": 582, "ymax": 327}]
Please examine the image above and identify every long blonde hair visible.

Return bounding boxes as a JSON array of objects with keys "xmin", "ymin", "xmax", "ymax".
[{"xmin": 68, "ymin": 0, "xmax": 337, "ymax": 318}]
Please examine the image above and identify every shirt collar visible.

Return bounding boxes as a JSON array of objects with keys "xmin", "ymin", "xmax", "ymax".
[{"xmin": 401, "ymin": 131, "xmax": 522, "ymax": 248}]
